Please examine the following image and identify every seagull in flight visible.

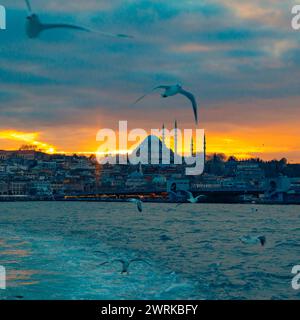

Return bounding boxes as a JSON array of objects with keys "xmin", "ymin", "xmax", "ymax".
[
  {"xmin": 100, "ymin": 258, "xmax": 151, "ymax": 275},
  {"xmin": 128, "ymin": 198, "xmax": 143, "ymax": 212},
  {"xmin": 134, "ymin": 84, "xmax": 198, "ymax": 125},
  {"xmin": 24, "ymin": 0, "xmax": 89, "ymax": 39},
  {"xmin": 24, "ymin": 0, "xmax": 133, "ymax": 39},
  {"xmin": 239, "ymin": 235, "xmax": 266, "ymax": 246},
  {"xmin": 182, "ymin": 191, "xmax": 206, "ymax": 204}
]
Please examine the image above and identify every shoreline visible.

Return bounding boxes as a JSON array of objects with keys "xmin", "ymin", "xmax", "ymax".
[{"xmin": 0, "ymin": 197, "xmax": 299, "ymax": 205}]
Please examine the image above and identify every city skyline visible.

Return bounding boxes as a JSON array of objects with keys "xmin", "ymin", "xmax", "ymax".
[{"xmin": 0, "ymin": 1, "xmax": 300, "ymax": 162}]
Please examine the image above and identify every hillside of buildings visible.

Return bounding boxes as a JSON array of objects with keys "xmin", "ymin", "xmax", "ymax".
[{"xmin": 0, "ymin": 144, "xmax": 300, "ymax": 204}]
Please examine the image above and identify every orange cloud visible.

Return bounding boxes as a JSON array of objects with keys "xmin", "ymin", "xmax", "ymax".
[
  {"xmin": 174, "ymin": 44, "xmax": 214, "ymax": 53},
  {"xmin": 223, "ymin": 0, "xmax": 284, "ymax": 26}
]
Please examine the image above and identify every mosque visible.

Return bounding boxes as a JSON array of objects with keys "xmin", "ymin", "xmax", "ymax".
[
  {"xmin": 132, "ymin": 120, "xmax": 206, "ymax": 166},
  {"xmin": 113, "ymin": 119, "xmax": 206, "ymax": 171}
]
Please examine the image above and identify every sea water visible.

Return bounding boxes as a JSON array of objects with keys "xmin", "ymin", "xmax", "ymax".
[{"xmin": 0, "ymin": 202, "xmax": 299, "ymax": 300}]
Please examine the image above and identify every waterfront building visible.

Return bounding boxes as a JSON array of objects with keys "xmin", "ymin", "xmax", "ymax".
[
  {"xmin": 0, "ymin": 181, "xmax": 8, "ymax": 195},
  {"xmin": 9, "ymin": 181, "xmax": 28, "ymax": 195}
]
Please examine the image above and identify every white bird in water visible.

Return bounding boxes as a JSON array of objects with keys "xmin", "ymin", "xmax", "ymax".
[
  {"xmin": 239, "ymin": 235, "xmax": 266, "ymax": 246},
  {"xmin": 134, "ymin": 84, "xmax": 198, "ymax": 125},
  {"xmin": 100, "ymin": 258, "xmax": 151, "ymax": 274},
  {"xmin": 182, "ymin": 191, "xmax": 206, "ymax": 204},
  {"xmin": 24, "ymin": 0, "xmax": 133, "ymax": 39},
  {"xmin": 128, "ymin": 198, "xmax": 143, "ymax": 212}
]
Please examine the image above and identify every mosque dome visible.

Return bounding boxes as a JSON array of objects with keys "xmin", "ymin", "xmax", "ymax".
[{"xmin": 132, "ymin": 135, "xmax": 174, "ymax": 165}]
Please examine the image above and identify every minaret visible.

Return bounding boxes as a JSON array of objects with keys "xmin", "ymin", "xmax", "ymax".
[
  {"xmin": 174, "ymin": 120, "xmax": 178, "ymax": 155},
  {"xmin": 162, "ymin": 123, "xmax": 165, "ymax": 146},
  {"xmin": 204, "ymin": 133, "xmax": 206, "ymax": 164},
  {"xmin": 191, "ymin": 137, "xmax": 194, "ymax": 157}
]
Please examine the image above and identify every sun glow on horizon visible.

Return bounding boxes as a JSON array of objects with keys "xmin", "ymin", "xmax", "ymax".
[
  {"xmin": 0, "ymin": 130, "xmax": 57, "ymax": 154},
  {"xmin": 0, "ymin": 129, "xmax": 299, "ymax": 163}
]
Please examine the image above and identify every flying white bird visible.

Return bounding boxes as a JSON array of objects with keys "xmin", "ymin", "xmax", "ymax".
[
  {"xmin": 24, "ymin": 0, "xmax": 89, "ymax": 38},
  {"xmin": 24, "ymin": 0, "xmax": 133, "ymax": 39},
  {"xmin": 128, "ymin": 198, "xmax": 143, "ymax": 212},
  {"xmin": 239, "ymin": 235, "xmax": 266, "ymax": 246},
  {"xmin": 182, "ymin": 191, "xmax": 206, "ymax": 204},
  {"xmin": 100, "ymin": 258, "xmax": 151, "ymax": 274},
  {"xmin": 134, "ymin": 84, "xmax": 198, "ymax": 125}
]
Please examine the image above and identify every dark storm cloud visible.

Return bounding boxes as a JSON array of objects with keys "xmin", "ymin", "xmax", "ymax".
[{"xmin": 0, "ymin": 0, "xmax": 299, "ymax": 130}]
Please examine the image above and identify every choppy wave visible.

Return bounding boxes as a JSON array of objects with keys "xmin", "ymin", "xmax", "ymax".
[{"xmin": 0, "ymin": 202, "xmax": 299, "ymax": 300}]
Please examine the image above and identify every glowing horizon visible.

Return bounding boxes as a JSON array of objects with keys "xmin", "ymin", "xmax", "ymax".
[{"xmin": 1, "ymin": 129, "xmax": 299, "ymax": 163}]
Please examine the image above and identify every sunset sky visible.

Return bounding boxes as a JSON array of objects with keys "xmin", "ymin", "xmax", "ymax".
[{"xmin": 0, "ymin": 0, "xmax": 300, "ymax": 162}]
